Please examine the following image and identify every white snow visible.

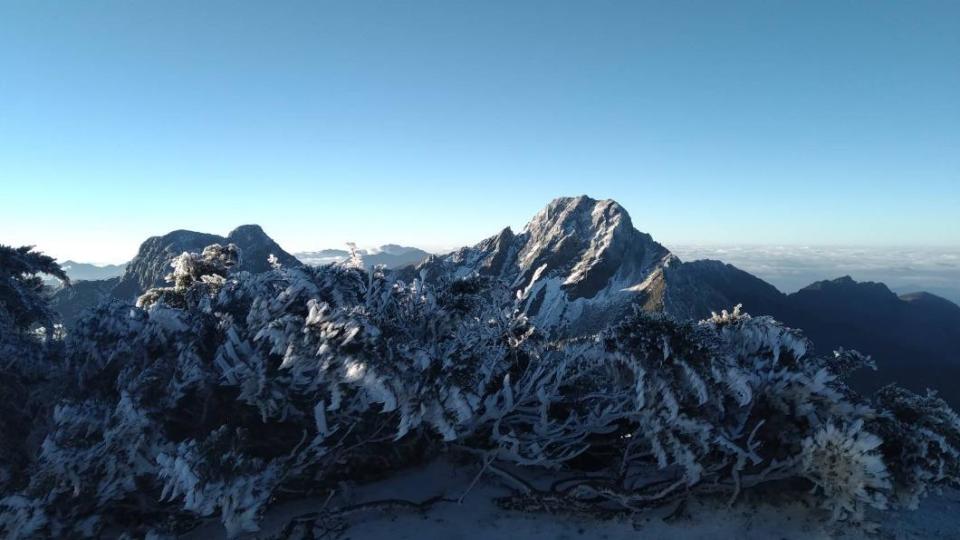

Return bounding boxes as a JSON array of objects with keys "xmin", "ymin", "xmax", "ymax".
[{"xmin": 184, "ymin": 458, "xmax": 960, "ymax": 539}]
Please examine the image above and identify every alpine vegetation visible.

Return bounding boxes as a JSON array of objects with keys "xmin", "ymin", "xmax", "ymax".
[{"xmin": 0, "ymin": 238, "xmax": 958, "ymax": 538}]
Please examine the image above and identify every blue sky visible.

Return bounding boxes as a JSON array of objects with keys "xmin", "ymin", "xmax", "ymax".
[{"xmin": 1, "ymin": 1, "xmax": 958, "ymax": 263}]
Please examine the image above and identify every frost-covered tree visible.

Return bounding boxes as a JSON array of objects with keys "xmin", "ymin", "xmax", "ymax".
[
  {"xmin": 1, "ymin": 245, "xmax": 958, "ymax": 538},
  {"xmin": 0, "ymin": 244, "xmax": 68, "ymax": 336},
  {"xmin": 0, "ymin": 245, "xmax": 68, "ymax": 496}
]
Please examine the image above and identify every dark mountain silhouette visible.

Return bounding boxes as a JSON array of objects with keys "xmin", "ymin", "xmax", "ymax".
[
  {"xmin": 761, "ymin": 277, "xmax": 960, "ymax": 402},
  {"xmin": 111, "ymin": 230, "xmax": 225, "ymax": 301},
  {"xmin": 48, "ymin": 277, "xmax": 119, "ymax": 329}
]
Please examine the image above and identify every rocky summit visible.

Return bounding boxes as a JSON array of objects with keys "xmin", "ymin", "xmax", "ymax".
[
  {"xmin": 419, "ymin": 196, "xmax": 678, "ymax": 335},
  {"xmin": 418, "ymin": 195, "xmax": 784, "ymax": 335},
  {"xmin": 111, "ymin": 224, "xmax": 301, "ymax": 301}
]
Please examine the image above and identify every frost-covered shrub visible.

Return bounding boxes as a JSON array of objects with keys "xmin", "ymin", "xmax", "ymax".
[
  {"xmin": 157, "ymin": 427, "xmax": 282, "ymax": 537},
  {"xmin": 801, "ymin": 421, "xmax": 891, "ymax": 521},
  {"xmin": 0, "ymin": 495, "xmax": 54, "ymax": 539},
  {"xmin": 136, "ymin": 243, "xmax": 240, "ymax": 309},
  {"xmin": 1, "ymin": 245, "xmax": 959, "ymax": 537},
  {"xmin": 870, "ymin": 385, "xmax": 960, "ymax": 508},
  {"xmin": 1, "ymin": 251, "xmax": 536, "ymax": 536}
]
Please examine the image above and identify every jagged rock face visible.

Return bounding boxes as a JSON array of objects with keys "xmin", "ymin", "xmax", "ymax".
[
  {"xmin": 422, "ymin": 196, "xmax": 676, "ymax": 335},
  {"xmin": 226, "ymin": 225, "xmax": 301, "ymax": 274},
  {"xmin": 112, "ymin": 225, "xmax": 300, "ymax": 301},
  {"xmin": 112, "ymin": 230, "xmax": 225, "ymax": 301},
  {"xmin": 518, "ymin": 197, "xmax": 672, "ymax": 299}
]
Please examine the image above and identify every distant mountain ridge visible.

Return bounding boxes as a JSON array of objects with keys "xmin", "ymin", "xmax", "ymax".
[
  {"xmin": 58, "ymin": 260, "xmax": 126, "ymax": 282},
  {"xmin": 768, "ymin": 276, "xmax": 960, "ymax": 398},
  {"xmin": 295, "ymin": 244, "xmax": 430, "ymax": 269},
  {"xmin": 668, "ymin": 244, "xmax": 960, "ymax": 305}
]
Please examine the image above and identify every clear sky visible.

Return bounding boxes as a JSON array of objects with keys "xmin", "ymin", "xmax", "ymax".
[{"xmin": 1, "ymin": 1, "xmax": 958, "ymax": 263}]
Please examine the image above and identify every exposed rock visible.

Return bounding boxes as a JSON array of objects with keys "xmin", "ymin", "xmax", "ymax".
[
  {"xmin": 111, "ymin": 230, "xmax": 225, "ymax": 301},
  {"xmin": 53, "ymin": 225, "xmax": 301, "ymax": 327},
  {"xmin": 112, "ymin": 225, "xmax": 300, "ymax": 302},
  {"xmin": 420, "ymin": 196, "xmax": 674, "ymax": 335}
]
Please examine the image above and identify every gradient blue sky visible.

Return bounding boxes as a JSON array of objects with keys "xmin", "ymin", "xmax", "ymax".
[{"xmin": 1, "ymin": 1, "xmax": 958, "ymax": 263}]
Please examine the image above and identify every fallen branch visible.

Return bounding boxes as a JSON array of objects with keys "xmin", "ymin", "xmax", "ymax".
[{"xmin": 272, "ymin": 494, "xmax": 458, "ymax": 539}]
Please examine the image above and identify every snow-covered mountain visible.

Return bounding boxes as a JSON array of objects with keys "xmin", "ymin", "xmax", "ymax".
[
  {"xmin": 416, "ymin": 196, "xmax": 780, "ymax": 335},
  {"xmin": 296, "ymin": 244, "xmax": 430, "ymax": 269}
]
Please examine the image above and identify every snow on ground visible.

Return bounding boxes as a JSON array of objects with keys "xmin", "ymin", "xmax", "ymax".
[{"xmin": 184, "ymin": 458, "xmax": 960, "ymax": 539}]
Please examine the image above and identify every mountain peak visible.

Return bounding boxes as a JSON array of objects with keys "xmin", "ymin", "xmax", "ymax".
[
  {"xmin": 525, "ymin": 196, "xmax": 632, "ymax": 238},
  {"xmin": 227, "ymin": 224, "xmax": 269, "ymax": 242},
  {"xmin": 224, "ymin": 224, "xmax": 299, "ymax": 273},
  {"xmin": 800, "ymin": 275, "xmax": 895, "ymax": 298},
  {"xmin": 518, "ymin": 196, "xmax": 660, "ymax": 299},
  {"xmin": 424, "ymin": 195, "xmax": 673, "ymax": 334}
]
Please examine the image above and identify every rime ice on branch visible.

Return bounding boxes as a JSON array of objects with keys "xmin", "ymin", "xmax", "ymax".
[{"xmin": 0, "ymin": 245, "xmax": 958, "ymax": 538}]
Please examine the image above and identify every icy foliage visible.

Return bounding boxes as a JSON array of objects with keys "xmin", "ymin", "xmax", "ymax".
[
  {"xmin": 157, "ymin": 427, "xmax": 282, "ymax": 537},
  {"xmin": 0, "ymin": 245, "xmax": 958, "ymax": 537},
  {"xmin": 0, "ymin": 245, "xmax": 68, "ymax": 496},
  {"xmin": 870, "ymin": 385, "xmax": 960, "ymax": 508},
  {"xmin": 136, "ymin": 243, "xmax": 240, "ymax": 309},
  {"xmin": 801, "ymin": 421, "xmax": 891, "ymax": 522},
  {"xmin": 0, "ymin": 244, "xmax": 68, "ymax": 336}
]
